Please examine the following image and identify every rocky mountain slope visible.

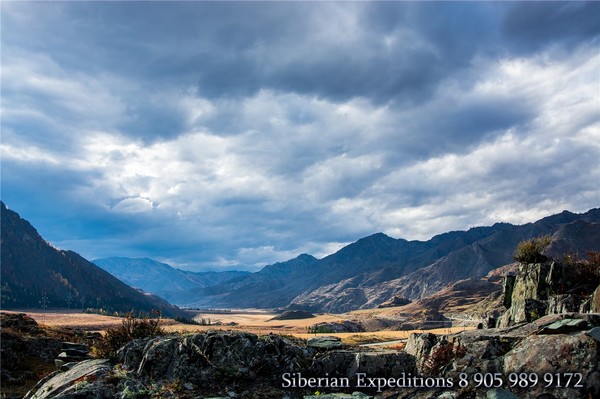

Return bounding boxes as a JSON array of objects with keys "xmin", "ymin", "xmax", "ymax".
[
  {"xmin": 92, "ymin": 257, "xmax": 249, "ymax": 305},
  {"xmin": 197, "ymin": 253, "xmax": 321, "ymax": 308},
  {"xmin": 189, "ymin": 209, "xmax": 600, "ymax": 312},
  {"xmin": 0, "ymin": 202, "xmax": 185, "ymax": 318}
]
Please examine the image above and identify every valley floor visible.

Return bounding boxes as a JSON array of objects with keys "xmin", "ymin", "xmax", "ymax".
[{"xmin": 3, "ymin": 308, "xmax": 475, "ymax": 347}]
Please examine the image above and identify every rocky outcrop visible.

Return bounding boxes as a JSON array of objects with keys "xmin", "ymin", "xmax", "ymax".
[
  {"xmin": 54, "ymin": 342, "xmax": 92, "ymax": 369},
  {"xmin": 404, "ymin": 333, "xmax": 438, "ymax": 362},
  {"xmin": 407, "ymin": 313, "xmax": 599, "ymax": 399},
  {"xmin": 119, "ymin": 331, "xmax": 311, "ymax": 387},
  {"xmin": 311, "ymin": 350, "xmax": 416, "ymax": 380},
  {"xmin": 498, "ymin": 261, "xmax": 599, "ymax": 327},
  {"xmin": 0, "ymin": 313, "xmax": 97, "ymax": 399},
  {"xmin": 25, "ymin": 330, "xmax": 417, "ymax": 398}
]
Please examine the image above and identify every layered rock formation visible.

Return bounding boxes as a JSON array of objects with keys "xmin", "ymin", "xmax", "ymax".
[{"xmin": 498, "ymin": 260, "xmax": 599, "ymax": 327}]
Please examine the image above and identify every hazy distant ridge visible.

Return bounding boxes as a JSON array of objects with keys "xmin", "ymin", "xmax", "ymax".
[{"xmin": 93, "ymin": 257, "xmax": 250, "ymax": 305}]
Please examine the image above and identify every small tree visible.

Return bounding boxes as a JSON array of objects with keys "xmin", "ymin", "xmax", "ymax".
[{"xmin": 513, "ymin": 235, "xmax": 552, "ymax": 264}]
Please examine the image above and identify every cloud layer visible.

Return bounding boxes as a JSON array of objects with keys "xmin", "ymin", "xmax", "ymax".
[{"xmin": 1, "ymin": 2, "xmax": 598, "ymax": 270}]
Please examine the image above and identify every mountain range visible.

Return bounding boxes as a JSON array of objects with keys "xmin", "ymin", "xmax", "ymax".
[
  {"xmin": 2, "ymin": 199, "xmax": 599, "ymax": 315},
  {"xmin": 0, "ymin": 202, "xmax": 185, "ymax": 318},
  {"xmin": 186, "ymin": 209, "xmax": 600, "ymax": 312}
]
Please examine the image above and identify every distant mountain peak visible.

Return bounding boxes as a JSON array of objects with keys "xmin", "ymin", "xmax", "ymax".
[
  {"xmin": 538, "ymin": 209, "xmax": 581, "ymax": 225},
  {"xmin": 295, "ymin": 253, "xmax": 318, "ymax": 261},
  {"xmin": 363, "ymin": 232, "xmax": 393, "ymax": 240},
  {"xmin": 348, "ymin": 232, "xmax": 397, "ymax": 248}
]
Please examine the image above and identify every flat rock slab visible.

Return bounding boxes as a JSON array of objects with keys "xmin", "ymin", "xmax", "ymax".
[
  {"xmin": 538, "ymin": 318, "xmax": 587, "ymax": 334},
  {"xmin": 307, "ymin": 336, "xmax": 342, "ymax": 349},
  {"xmin": 25, "ymin": 359, "xmax": 111, "ymax": 399}
]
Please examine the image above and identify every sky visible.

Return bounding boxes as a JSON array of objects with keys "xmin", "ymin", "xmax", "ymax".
[{"xmin": 1, "ymin": 1, "xmax": 599, "ymax": 271}]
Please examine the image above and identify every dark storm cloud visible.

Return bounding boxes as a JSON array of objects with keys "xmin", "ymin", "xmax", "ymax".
[
  {"xmin": 417, "ymin": 96, "xmax": 537, "ymax": 154},
  {"xmin": 502, "ymin": 2, "xmax": 600, "ymax": 52},
  {"xmin": 6, "ymin": 1, "xmax": 596, "ymax": 109},
  {"xmin": 1, "ymin": 2, "xmax": 498, "ymax": 109},
  {"xmin": 118, "ymin": 97, "xmax": 187, "ymax": 141},
  {"xmin": 196, "ymin": 1, "xmax": 496, "ymax": 105}
]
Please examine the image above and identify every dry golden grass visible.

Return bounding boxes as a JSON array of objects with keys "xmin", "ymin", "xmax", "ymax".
[
  {"xmin": 164, "ymin": 309, "xmax": 349, "ymax": 335},
  {"xmin": 6, "ymin": 309, "xmax": 475, "ymax": 345},
  {"xmin": 2, "ymin": 309, "xmax": 178, "ymax": 332}
]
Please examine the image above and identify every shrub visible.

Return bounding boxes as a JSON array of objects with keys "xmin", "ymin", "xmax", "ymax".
[
  {"xmin": 307, "ymin": 324, "xmax": 334, "ymax": 334},
  {"xmin": 93, "ymin": 311, "xmax": 164, "ymax": 359},
  {"xmin": 560, "ymin": 251, "xmax": 600, "ymax": 295},
  {"xmin": 174, "ymin": 316, "xmax": 201, "ymax": 325},
  {"xmin": 513, "ymin": 235, "xmax": 552, "ymax": 264},
  {"xmin": 587, "ymin": 251, "xmax": 600, "ymax": 267},
  {"xmin": 421, "ymin": 341, "xmax": 466, "ymax": 376}
]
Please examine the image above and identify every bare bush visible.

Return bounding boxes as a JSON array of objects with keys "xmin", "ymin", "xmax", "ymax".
[{"xmin": 93, "ymin": 311, "xmax": 163, "ymax": 359}]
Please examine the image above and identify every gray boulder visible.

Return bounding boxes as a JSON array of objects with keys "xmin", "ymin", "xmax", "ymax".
[
  {"xmin": 120, "ymin": 330, "xmax": 313, "ymax": 387},
  {"xmin": 537, "ymin": 318, "xmax": 588, "ymax": 334},
  {"xmin": 503, "ymin": 331, "xmax": 599, "ymax": 398},
  {"xmin": 306, "ymin": 336, "xmax": 343, "ymax": 349},
  {"xmin": 24, "ymin": 359, "xmax": 113, "ymax": 399},
  {"xmin": 310, "ymin": 349, "xmax": 416, "ymax": 380},
  {"xmin": 404, "ymin": 332, "xmax": 438, "ymax": 360}
]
